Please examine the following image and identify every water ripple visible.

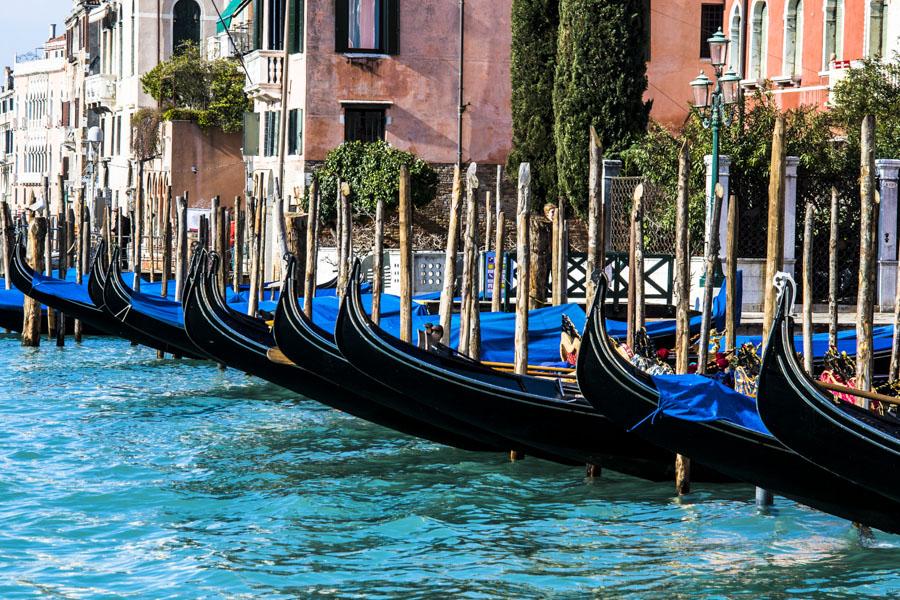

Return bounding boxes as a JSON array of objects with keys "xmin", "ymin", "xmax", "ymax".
[{"xmin": 0, "ymin": 336, "xmax": 897, "ymax": 598}]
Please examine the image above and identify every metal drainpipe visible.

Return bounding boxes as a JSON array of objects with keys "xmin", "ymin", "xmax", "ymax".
[
  {"xmin": 741, "ymin": 0, "xmax": 749, "ymax": 77},
  {"xmin": 457, "ymin": 0, "xmax": 465, "ymax": 166}
]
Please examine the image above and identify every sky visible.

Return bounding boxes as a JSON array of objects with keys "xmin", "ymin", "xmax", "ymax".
[{"xmin": 0, "ymin": 0, "xmax": 73, "ymax": 68}]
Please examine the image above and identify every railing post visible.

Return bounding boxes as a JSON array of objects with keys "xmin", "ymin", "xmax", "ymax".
[
  {"xmin": 782, "ymin": 156, "xmax": 800, "ymax": 277},
  {"xmin": 704, "ymin": 154, "xmax": 731, "ymax": 259},
  {"xmin": 877, "ymin": 159, "xmax": 900, "ymax": 310}
]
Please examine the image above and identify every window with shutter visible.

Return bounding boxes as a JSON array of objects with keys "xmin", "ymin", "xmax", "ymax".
[
  {"xmin": 289, "ymin": 0, "xmax": 305, "ymax": 53},
  {"xmin": 287, "ymin": 109, "xmax": 303, "ymax": 154},
  {"xmin": 336, "ymin": 0, "xmax": 398, "ymax": 54},
  {"xmin": 243, "ymin": 112, "xmax": 260, "ymax": 156}
]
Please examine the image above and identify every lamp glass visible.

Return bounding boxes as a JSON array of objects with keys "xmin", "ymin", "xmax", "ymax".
[
  {"xmin": 708, "ymin": 28, "xmax": 729, "ymax": 68},
  {"xmin": 721, "ymin": 69, "xmax": 740, "ymax": 104},
  {"xmin": 690, "ymin": 72, "xmax": 711, "ymax": 108}
]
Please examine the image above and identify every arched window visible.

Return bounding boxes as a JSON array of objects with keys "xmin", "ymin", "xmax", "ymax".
[
  {"xmin": 868, "ymin": 0, "xmax": 889, "ymax": 57},
  {"xmin": 823, "ymin": 0, "xmax": 845, "ymax": 68},
  {"xmin": 749, "ymin": 1, "xmax": 768, "ymax": 79},
  {"xmin": 728, "ymin": 2, "xmax": 743, "ymax": 75},
  {"xmin": 784, "ymin": 0, "xmax": 804, "ymax": 76},
  {"xmin": 172, "ymin": 0, "xmax": 201, "ymax": 53}
]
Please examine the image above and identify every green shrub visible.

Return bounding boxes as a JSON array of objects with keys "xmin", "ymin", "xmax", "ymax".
[{"xmin": 310, "ymin": 141, "xmax": 438, "ymax": 220}]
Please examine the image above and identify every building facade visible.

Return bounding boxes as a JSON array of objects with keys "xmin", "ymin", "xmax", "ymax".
[{"xmin": 720, "ymin": 0, "xmax": 899, "ymax": 110}]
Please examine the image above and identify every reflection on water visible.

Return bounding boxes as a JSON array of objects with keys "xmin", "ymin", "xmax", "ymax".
[{"xmin": 0, "ymin": 336, "xmax": 898, "ymax": 597}]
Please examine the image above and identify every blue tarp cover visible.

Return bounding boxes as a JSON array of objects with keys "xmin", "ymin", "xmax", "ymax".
[
  {"xmin": 31, "ymin": 271, "xmax": 93, "ymax": 306},
  {"xmin": 648, "ymin": 374, "xmax": 770, "ymax": 435},
  {"xmin": 0, "ymin": 278, "xmax": 23, "ymax": 308}
]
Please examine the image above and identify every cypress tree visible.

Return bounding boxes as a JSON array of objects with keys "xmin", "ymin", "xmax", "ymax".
[
  {"xmin": 507, "ymin": 0, "xmax": 560, "ymax": 205},
  {"xmin": 553, "ymin": 0, "xmax": 650, "ymax": 213}
]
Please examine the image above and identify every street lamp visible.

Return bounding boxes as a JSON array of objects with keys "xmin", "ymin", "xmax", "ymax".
[{"xmin": 691, "ymin": 27, "xmax": 740, "ymax": 369}]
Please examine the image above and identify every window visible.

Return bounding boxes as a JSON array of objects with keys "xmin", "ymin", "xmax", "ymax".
[
  {"xmin": 268, "ymin": 0, "xmax": 286, "ymax": 50},
  {"xmin": 288, "ymin": 109, "xmax": 303, "ymax": 155},
  {"xmin": 728, "ymin": 2, "xmax": 742, "ymax": 74},
  {"xmin": 699, "ymin": 4, "xmax": 725, "ymax": 59},
  {"xmin": 335, "ymin": 0, "xmax": 399, "ymax": 54},
  {"xmin": 263, "ymin": 111, "xmax": 280, "ymax": 156},
  {"xmin": 823, "ymin": 0, "xmax": 844, "ymax": 68},
  {"xmin": 344, "ymin": 106, "xmax": 385, "ymax": 142},
  {"xmin": 868, "ymin": 0, "xmax": 889, "ymax": 58},
  {"xmin": 173, "ymin": 0, "xmax": 201, "ymax": 53},
  {"xmin": 749, "ymin": 1, "xmax": 768, "ymax": 79},
  {"xmin": 783, "ymin": 0, "xmax": 803, "ymax": 76}
]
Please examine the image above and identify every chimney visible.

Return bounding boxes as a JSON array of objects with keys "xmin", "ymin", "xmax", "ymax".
[{"xmin": 49, "ymin": 24, "xmax": 56, "ymax": 40}]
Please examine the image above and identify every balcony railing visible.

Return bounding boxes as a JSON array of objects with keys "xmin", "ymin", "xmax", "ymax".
[
  {"xmin": 85, "ymin": 73, "xmax": 116, "ymax": 108},
  {"xmin": 244, "ymin": 50, "xmax": 284, "ymax": 99}
]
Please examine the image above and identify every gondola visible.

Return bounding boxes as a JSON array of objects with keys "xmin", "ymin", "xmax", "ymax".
[
  {"xmin": 576, "ymin": 273, "xmax": 900, "ymax": 533},
  {"xmin": 272, "ymin": 256, "xmax": 506, "ymax": 452},
  {"xmin": 7, "ymin": 234, "xmax": 119, "ymax": 336},
  {"xmin": 84, "ymin": 242, "xmax": 191, "ymax": 354},
  {"xmin": 757, "ymin": 274, "xmax": 900, "ymax": 503},
  {"xmin": 335, "ymin": 261, "xmax": 728, "ymax": 480},
  {"xmin": 184, "ymin": 252, "xmax": 495, "ymax": 450},
  {"xmin": 102, "ymin": 247, "xmax": 207, "ymax": 359}
]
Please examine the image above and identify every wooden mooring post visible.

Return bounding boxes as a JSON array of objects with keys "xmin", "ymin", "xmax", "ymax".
[
  {"xmin": 857, "ymin": 114, "xmax": 877, "ymax": 397},
  {"xmin": 459, "ymin": 163, "xmax": 480, "ymax": 359},
  {"xmin": 514, "ymin": 163, "xmax": 531, "ymax": 375},
  {"xmin": 174, "ymin": 195, "xmax": 188, "ymax": 302},
  {"xmin": 372, "ymin": 198, "xmax": 384, "ymax": 325},
  {"xmin": 303, "ymin": 181, "xmax": 319, "ymax": 318},
  {"xmin": 511, "ymin": 163, "xmax": 531, "ymax": 463},
  {"xmin": 398, "ymin": 165, "xmax": 413, "ymax": 343},
  {"xmin": 828, "ymin": 186, "xmax": 839, "ymax": 348},
  {"xmin": 802, "ymin": 201, "xmax": 815, "ymax": 374},
  {"xmin": 161, "ymin": 188, "xmax": 172, "ymax": 299},
  {"xmin": 439, "ymin": 165, "xmax": 463, "ymax": 345},
  {"xmin": 586, "ymin": 126, "xmax": 603, "ymax": 308},
  {"xmin": 0, "ymin": 201, "xmax": 10, "ymax": 290},
  {"xmin": 758, "ymin": 114, "xmax": 787, "ymax": 509},
  {"xmin": 73, "ymin": 190, "xmax": 85, "ymax": 343},
  {"xmin": 674, "ymin": 140, "xmax": 691, "ymax": 496},
  {"xmin": 232, "ymin": 196, "xmax": 243, "ymax": 294},
  {"xmin": 725, "ymin": 194, "xmax": 738, "ymax": 353},
  {"xmin": 697, "ymin": 183, "xmax": 724, "ymax": 375},
  {"xmin": 22, "ymin": 216, "xmax": 47, "ymax": 347},
  {"xmin": 248, "ymin": 196, "xmax": 263, "ymax": 316},
  {"xmin": 133, "ymin": 163, "xmax": 144, "ymax": 292},
  {"xmin": 491, "ymin": 200, "xmax": 506, "ymax": 313},
  {"xmin": 484, "ymin": 191, "xmax": 492, "ymax": 254},
  {"xmin": 55, "ymin": 177, "xmax": 68, "ymax": 346}
]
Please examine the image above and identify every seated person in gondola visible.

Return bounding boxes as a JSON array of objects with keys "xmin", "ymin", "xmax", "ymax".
[{"xmin": 560, "ymin": 314, "xmax": 581, "ymax": 367}]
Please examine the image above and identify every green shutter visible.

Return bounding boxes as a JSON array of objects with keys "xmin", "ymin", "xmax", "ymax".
[
  {"xmin": 243, "ymin": 112, "xmax": 260, "ymax": 156},
  {"xmin": 297, "ymin": 109, "xmax": 303, "ymax": 154},
  {"xmin": 335, "ymin": 0, "xmax": 349, "ymax": 52},
  {"xmin": 288, "ymin": 110, "xmax": 297, "ymax": 154},
  {"xmin": 385, "ymin": 0, "xmax": 399, "ymax": 55},
  {"xmin": 289, "ymin": 0, "xmax": 305, "ymax": 53}
]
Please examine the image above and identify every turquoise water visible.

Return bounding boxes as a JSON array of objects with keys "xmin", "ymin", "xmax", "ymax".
[{"xmin": 1, "ymin": 336, "xmax": 898, "ymax": 598}]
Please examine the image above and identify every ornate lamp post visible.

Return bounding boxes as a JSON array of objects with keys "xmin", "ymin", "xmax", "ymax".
[{"xmin": 689, "ymin": 28, "xmax": 740, "ymax": 371}]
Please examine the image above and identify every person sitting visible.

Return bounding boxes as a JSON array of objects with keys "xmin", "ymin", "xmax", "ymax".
[
  {"xmin": 560, "ymin": 314, "xmax": 581, "ymax": 367},
  {"xmin": 421, "ymin": 322, "xmax": 453, "ymax": 358}
]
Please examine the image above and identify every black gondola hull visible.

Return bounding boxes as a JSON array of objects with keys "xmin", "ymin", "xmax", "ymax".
[
  {"xmin": 577, "ymin": 277, "xmax": 900, "ymax": 534},
  {"xmin": 757, "ymin": 277, "xmax": 900, "ymax": 503}
]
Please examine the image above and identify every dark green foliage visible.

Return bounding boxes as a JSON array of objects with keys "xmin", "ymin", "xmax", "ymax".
[
  {"xmin": 622, "ymin": 90, "xmax": 857, "ymax": 252},
  {"xmin": 311, "ymin": 141, "xmax": 438, "ymax": 221},
  {"xmin": 830, "ymin": 57, "xmax": 900, "ymax": 159},
  {"xmin": 141, "ymin": 42, "xmax": 251, "ymax": 133},
  {"xmin": 507, "ymin": 0, "xmax": 559, "ymax": 206},
  {"xmin": 553, "ymin": 0, "xmax": 650, "ymax": 214}
]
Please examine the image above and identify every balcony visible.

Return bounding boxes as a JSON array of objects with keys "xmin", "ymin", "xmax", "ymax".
[
  {"xmin": 85, "ymin": 73, "xmax": 116, "ymax": 109},
  {"xmin": 244, "ymin": 50, "xmax": 284, "ymax": 102}
]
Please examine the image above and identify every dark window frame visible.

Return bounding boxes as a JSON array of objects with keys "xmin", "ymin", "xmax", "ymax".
[
  {"xmin": 343, "ymin": 105, "xmax": 386, "ymax": 143},
  {"xmin": 699, "ymin": 3, "xmax": 725, "ymax": 59}
]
